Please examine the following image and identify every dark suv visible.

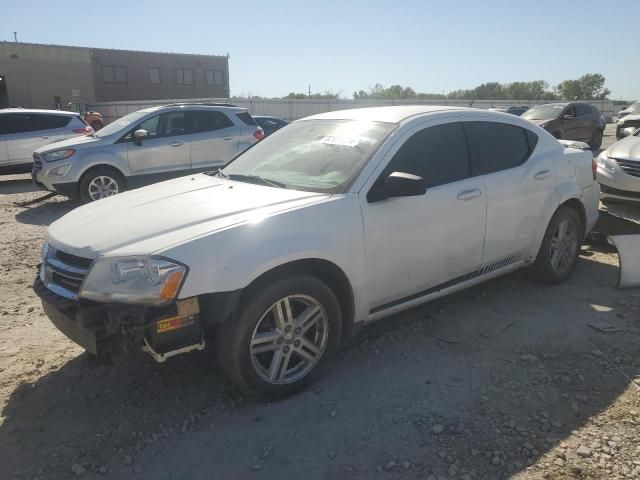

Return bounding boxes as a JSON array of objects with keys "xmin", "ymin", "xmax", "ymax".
[{"xmin": 522, "ymin": 102, "xmax": 605, "ymax": 149}]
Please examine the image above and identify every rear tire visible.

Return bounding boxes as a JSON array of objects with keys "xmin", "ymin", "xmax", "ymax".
[
  {"xmin": 529, "ymin": 206, "xmax": 583, "ymax": 284},
  {"xmin": 79, "ymin": 167, "xmax": 125, "ymax": 203},
  {"xmin": 215, "ymin": 274, "xmax": 342, "ymax": 401}
]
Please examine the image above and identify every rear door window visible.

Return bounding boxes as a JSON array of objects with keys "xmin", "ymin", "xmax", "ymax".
[
  {"xmin": 37, "ymin": 115, "xmax": 72, "ymax": 130},
  {"xmin": 381, "ymin": 122, "xmax": 471, "ymax": 189},
  {"xmin": 464, "ymin": 122, "xmax": 536, "ymax": 175},
  {"xmin": 575, "ymin": 105, "xmax": 593, "ymax": 117},
  {"xmin": 3, "ymin": 113, "xmax": 39, "ymax": 134},
  {"xmin": 189, "ymin": 111, "xmax": 234, "ymax": 133}
]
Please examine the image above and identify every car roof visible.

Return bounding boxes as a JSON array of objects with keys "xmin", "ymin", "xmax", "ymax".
[
  {"xmin": 137, "ymin": 104, "xmax": 248, "ymax": 114},
  {"xmin": 304, "ymin": 105, "xmax": 472, "ymax": 123},
  {"xmin": 0, "ymin": 108, "xmax": 78, "ymax": 116}
]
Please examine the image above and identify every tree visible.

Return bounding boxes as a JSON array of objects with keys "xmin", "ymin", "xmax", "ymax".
[{"xmin": 556, "ymin": 74, "xmax": 610, "ymax": 100}]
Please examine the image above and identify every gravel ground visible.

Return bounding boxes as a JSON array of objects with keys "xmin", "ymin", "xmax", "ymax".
[{"xmin": 1, "ymin": 125, "xmax": 640, "ymax": 480}]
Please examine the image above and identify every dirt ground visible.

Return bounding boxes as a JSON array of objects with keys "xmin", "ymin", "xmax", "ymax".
[{"xmin": 1, "ymin": 125, "xmax": 640, "ymax": 480}]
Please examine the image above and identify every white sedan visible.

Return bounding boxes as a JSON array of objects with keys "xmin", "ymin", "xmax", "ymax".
[{"xmin": 36, "ymin": 106, "xmax": 599, "ymax": 400}]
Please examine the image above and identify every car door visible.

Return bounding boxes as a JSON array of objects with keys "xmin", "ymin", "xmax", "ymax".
[
  {"xmin": 560, "ymin": 106, "xmax": 580, "ymax": 140},
  {"xmin": 574, "ymin": 105, "xmax": 593, "ymax": 141},
  {"xmin": 5, "ymin": 113, "xmax": 47, "ymax": 166},
  {"xmin": 187, "ymin": 110, "xmax": 241, "ymax": 171},
  {"xmin": 464, "ymin": 120, "xmax": 554, "ymax": 266},
  {"xmin": 126, "ymin": 111, "xmax": 191, "ymax": 179},
  {"xmin": 360, "ymin": 120, "xmax": 487, "ymax": 312}
]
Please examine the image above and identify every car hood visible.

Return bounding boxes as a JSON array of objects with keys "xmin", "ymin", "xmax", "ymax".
[
  {"xmin": 47, "ymin": 174, "xmax": 330, "ymax": 258},
  {"xmin": 527, "ymin": 118, "xmax": 554, "ymax": 125},
  {"xmin": 607, "ymin": 136, "xmax": 640, "ymax": 161},
  {"xmin": 34, "ymin": 134, "xmax": 107, "ymax": 154},
  {"xmin": 619, "ymin": 114, "xmax": 640, "ymax": 124}
]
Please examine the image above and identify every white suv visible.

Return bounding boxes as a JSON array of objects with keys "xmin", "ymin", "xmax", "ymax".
[
  {"xmin": 0, "ymin": 109, "xmax": 92, "ymax": 172},
  {"xmin": 32, "ymin": 104, "xmax": 264, "ymax": 202},
  {"xmin": 35, "ymin": 106, "xmax": 599, "ymax": 400}
]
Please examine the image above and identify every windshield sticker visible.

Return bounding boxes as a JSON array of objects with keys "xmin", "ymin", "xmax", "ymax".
[{"xmin": 315, "ymin": 135, "xmax": 361, "ymax": 147}]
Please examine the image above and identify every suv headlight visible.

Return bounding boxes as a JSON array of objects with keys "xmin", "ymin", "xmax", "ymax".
[
  {"xmin": 79, "ymin": 256, "xmax": 187, "ymax": 305},
  {"xmin": 42, "ymin": 149, "xmax": 75, "ymax": 162}
]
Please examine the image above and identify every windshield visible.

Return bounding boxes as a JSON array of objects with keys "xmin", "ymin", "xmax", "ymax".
[
  {"xmin": 221, "ymin": 119, "xmax": 395, "ymax": 193},
  {"xmin": 94, "ymin": 110, "xmax": 151, "ymax": 137},
  {"xmin": 629, "ymin": 102, "xmax": 640, "ymax": 113},
  {"xmin": 521, "ymin": 105, "xmax": 565, "ymax": 120}
]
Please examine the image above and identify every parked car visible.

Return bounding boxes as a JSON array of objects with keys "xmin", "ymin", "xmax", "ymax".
[
  {"xmin": 597, "ymin": 127, "xmax": 640, "ymax": 203},
  {"xmin": 521, "ymin": 102, "xmax": 605, "ymax": 149},
  {"xmin": 0, "ymin": 109, "xmax": 93, "ymax": 173},
  {"xmin": 616, "ymin": 113, "xmax": 640, "ymax": 140},
  {"xmin": 253, "ymin": 116, "xmax": 288, "ymax": 136},
  {"xmin": 488, "ymin": 106, "xmax": 529, "ymax": 116},
  {"xmin": 616, "ymin": 101, "xmax": 640, "ymax": 121},
  {"xmin": 32, "ymin": 104, "xmax": 264, "ymax": 202},
  {"xmin": 35, "ymin": 106, "xmax": 599, "ymax": 400}
]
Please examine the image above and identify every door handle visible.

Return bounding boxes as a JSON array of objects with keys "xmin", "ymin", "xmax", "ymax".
[
  {"xmin": 169, "ymin": 141, "xmax": 184, "ymax": 147},
  {"xmin": 534, "ymin": 170, "xmax": 552, "ymax": 180},
  {"xmin": 222, "ymin": 136, "xmax": 233, "ymax": 141},
  {"xmin": 41, "ymin": 136, "xmax": 50, "ymax": 139},
  {"xmin": 457, "ymin": 189, "xmax": 482, "ymax": 201}
]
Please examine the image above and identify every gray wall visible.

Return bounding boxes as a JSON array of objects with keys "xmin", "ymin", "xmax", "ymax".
[
  {"xmin": 0, "ymin": 42, "xmax": 229, "ymax": 107},
  {"xmin": 0, "ymin": 42, "xmax": 95, "ymax": 108},
  {"xmin": 90, "ymin": 49, "xmax": 228, "ymax": 102}
]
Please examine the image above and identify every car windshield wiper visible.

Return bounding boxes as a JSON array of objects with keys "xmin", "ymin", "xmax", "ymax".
[{"xmin": 226, "ymin": 173, "xmax": 286, "ymax": 189}]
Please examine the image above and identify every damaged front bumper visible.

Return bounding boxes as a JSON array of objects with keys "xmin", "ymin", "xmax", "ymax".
[{"xmin": 33, "ymin": 277, "xmax": 205, "ymax": 362}]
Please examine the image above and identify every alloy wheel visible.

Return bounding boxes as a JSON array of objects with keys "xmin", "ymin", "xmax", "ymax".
[
  {"xmin": 250, "ymin": 294, "xmax": 329, "ymax": 385},
  {"xmin": 549, "ymin": 219, "xmax": 578, "ymax": 273},
  {"xmin": 88, "ymin": 176, "xmax": 119, "ymax": 200}
]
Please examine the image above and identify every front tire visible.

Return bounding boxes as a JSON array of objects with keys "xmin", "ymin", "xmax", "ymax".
[
  {"xmin": 79, "ymin": 167, "xmax": 125, "ymax": 203},
  {"xmin": 215, "ymin": 274, "xmax": 342, "ymax": 400},
  {"xmin": 529, "ymin": 207, "xmax": 583, "ymax": 284}
]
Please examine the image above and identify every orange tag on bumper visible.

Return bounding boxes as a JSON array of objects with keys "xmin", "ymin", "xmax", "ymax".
[{"xmin": 157, "ymin": 315, "xmax": 196, "ymax": 333}]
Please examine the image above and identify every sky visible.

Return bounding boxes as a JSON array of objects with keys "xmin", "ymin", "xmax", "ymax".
[{"xmin": 3, "ymin": 0, "xmax": 638, "ymax": 100}]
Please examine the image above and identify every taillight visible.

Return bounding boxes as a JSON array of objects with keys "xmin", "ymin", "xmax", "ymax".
[
  {"xmin": 73, "ymin": 126, "xmax": 94, "ymax": 135},
  {"xmin": 253, "ymin": 128, "xmax": 265, "ymax": 141},
  {"xmin": 592, "ymin": 158, "xmax": 597, "ymax": 181}
]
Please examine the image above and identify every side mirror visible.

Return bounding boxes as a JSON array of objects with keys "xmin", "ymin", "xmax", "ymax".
[
  {"xmin": 133, "ymin": 129, "xmax": 148, "ymax": 146},
  {"xmin": 384, "ymin": 171, "xmax": 426, "ymax": 198}
]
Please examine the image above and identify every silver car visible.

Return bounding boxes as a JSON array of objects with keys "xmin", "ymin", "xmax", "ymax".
[
  {"xmin": 1, "ymin": 109, "xmax": 92, "ymax": 173},
  {"xmin": 33, "ymin": 104, "xmax": 264, "ymax": 202},
  {"xmin": 597, "ymin": 127, "xmax": 640, "ymax": 203}
]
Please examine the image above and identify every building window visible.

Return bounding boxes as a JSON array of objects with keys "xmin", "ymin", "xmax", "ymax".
[
  {"xmin": 174, "ymin": 69, "xmax": 194, "ymax": 85},
  {"xmin": 149, "ymin": 68, "xmax": 161, "ymax": 84},
  {"xmin": 205, "ymin": 70, "xmax": 225, "ymax": 86},
  {"xmin": 102, "ymin": 65, "xmax": 127, "ymax": 84}
]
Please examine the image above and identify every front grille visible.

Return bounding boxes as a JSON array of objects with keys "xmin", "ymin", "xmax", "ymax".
[
  {"xmin": 32, "ymin": 153, "xmax": 43, "ymax": 173},
  {"xmin": 41, "ymin": 246, "xmax": 93, "ymax": 300},
  {"xmin": 614, "ymin": 159, "xmax": 640, "ymax": 178}
]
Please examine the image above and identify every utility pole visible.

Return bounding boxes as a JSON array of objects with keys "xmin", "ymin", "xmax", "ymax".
[
  {"xmin": 308, "ymin": 84, "xmax": 311, "ymax": 97},
  {"xmin": 14, "ymin": 32, "xmax": 18, "ymax": 42}
]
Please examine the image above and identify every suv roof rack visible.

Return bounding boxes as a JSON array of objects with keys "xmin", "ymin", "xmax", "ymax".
[{"xmin": 160, "ymin": 102, "xmax": 238, "ymax": 108}]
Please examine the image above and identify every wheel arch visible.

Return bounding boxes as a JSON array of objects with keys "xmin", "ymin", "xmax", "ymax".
[
  {"xmin": 559, "ymin": 197, "xmax": 587, "ymax": 237},
  {"xmin": 78, "ymin": 163, "xmax": 127, "ymax": 188},
  {"xmin": 204, "ymin": 258, "xmax": 356, "ymax": 341}
]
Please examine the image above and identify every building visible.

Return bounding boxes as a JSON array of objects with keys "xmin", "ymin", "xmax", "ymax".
[{"xmin": 0, "ymin": 42, "xmax": 229, "ymax": 109}]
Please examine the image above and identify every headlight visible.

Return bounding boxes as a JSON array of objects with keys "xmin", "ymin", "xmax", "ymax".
[
  {"xmin": 41, "ymin": 241, "xmax": 50, "ymax": 263},
  {"xmin": 79, "ymin": 256, "xmax": 187, "ymax": 305},
  {"xmin": 42, "ymin": 149, "xmax": 75, "ymax": 162},
  {"xmin": 597, "ymin": 152, "xmax": 616, "ymax": 174},
  {"xmin": 618, "ymin": 119, "xmax": 625, "ymax": 125},
  {"xmin": 47, "ymin": 164, "xmax": 71, "ymax": 177}
]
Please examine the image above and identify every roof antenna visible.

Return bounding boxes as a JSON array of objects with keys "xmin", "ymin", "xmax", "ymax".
[{"xmin": 14, "ymin": 32, "xmax": 18, "ymax": 42}]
